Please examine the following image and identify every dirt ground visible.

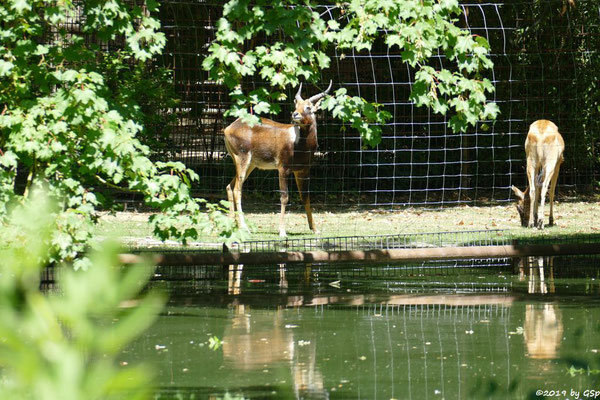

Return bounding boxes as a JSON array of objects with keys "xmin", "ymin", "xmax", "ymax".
[{"xmin": 98, "ymin": 199, "xmax": 600, "ymax": 247}]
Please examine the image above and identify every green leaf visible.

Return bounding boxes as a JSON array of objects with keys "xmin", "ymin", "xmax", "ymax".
[
  {"xmin": 73, "ymin": 88, "xmax": 95, "ymax": 104},
  {"xmin": 315, "ymin": 51, "xmax": 330, "ymax": 68},
  {"xmin": 253, "ymin": 101, "xmax": 271, "ymax": 114},
  {"xmin": 224, "ymin": 51, "xmax": 240, "ymax": 66},
  {"xmin": 62, "ymin": 70, "xmax": 78, "ymax": 82},
  {"xmin": 410, "ymin": 81, "xmax": 429, "ymax": 107},
  {"xmin": 327, "ymin": 20, "xmax": 340, "ymax": 30},
  {"xmin": 202, "ymin": 56, "xmax": 215, "ymax": 71},
  {"xmin": 401, "ymin": 50, "xmax": 416, "ymax": 65},
  {"xmin": 34, "ymin": 44, "xmax": 48, "ymax": 55},
  {"xmin": 9, "ymin": 0, "xmax": 31, "ymax": 13},
  {"xmin": 448, "ymin": 114, "xmax": 467, "ymax": 133},
  {"xmin": 483, "ymin": 102, "xmax": 500, "ymax": 119},
  {"xmin": 146, "ymin": 0, "xmax": 159, "ymax": 12},
  {"xmin": 0, "ymin": 60, "xmax": 14, "ymax": 76},
  {"xmin": 474, "ymin": 35, "xmax": 490, "ymax": 50},
  {"xmin": 0, "ymin": 151, "xmax": 18, "ymax": 168}
]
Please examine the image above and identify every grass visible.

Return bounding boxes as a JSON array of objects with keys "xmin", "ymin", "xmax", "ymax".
[{"xmin": 97, "ymin": 197, "xmax": 600, "ymax": 249}]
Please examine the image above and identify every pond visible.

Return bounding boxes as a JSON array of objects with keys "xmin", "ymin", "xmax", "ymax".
[{"xmin": 124, "ymin": 257, "xmax": 600, "ymax": 399}]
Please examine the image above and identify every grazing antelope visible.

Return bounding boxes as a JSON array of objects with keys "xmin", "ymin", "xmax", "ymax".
[
  {"xmin": 223, "ymin": 81, "xmax": 332, "ymax": 237},
  {"xmin": 511, "ymin": 119, "xmax": 565, "ymax": 229}
]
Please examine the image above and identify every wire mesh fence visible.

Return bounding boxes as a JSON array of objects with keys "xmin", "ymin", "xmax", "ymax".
[
  {"xmin": 112, "ymin": 229, "xmax": 600, "ymax": 282},
  {"xmin": 226, "ymin": 229, "xmax": 512, "ymax": 252},
  {"xmin": 154, "ymin": 0, "xmax": 600, "ymax": 210},
  {"xmin": 41, "ymin": 226, "xmax": 600, "ymax": 285},
  {"xmin": 127, "ymin": 227, "xmax": 600, "ymax": 254}
]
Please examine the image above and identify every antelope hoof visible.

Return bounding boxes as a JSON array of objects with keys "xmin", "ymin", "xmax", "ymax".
[
  {"xmin": 536, "ymin": 219, "xmax": 545, "ymax": 230},
  {"xmin": 548, "ymin": 217, "xmax": 555, "ymax": 227},
  {"xmin": 279, "ymin": 228, "xmax": 287, "ymax": 238}
]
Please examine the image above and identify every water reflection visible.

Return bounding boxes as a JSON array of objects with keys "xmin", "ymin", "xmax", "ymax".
[
  {"xmin": 130, "ymin": 259, "xmax": 600, "ymax": 399},
  {"xmin": 227, "ymin": 265, "xmax": 243, "ymax": 295},
  {"xmin": 222, "ymin": 304, "xmax": 327, "ymax": 399},
  {"xmin": 228, "ymin": 264, "xmax": 288, "ymax": 295},
  {"xmin": 222, "ymin": 305, "xmax": 294, "ymax": 369},
  {"xmin": 524, "ymin": 303, "xmax": 563, "ymax": 360},
  {"xmin": 515, "ymin": 257, "xmax": 565, "ymax": 360},
  {"xmin": 291, "ymin": 338, "xmax": 327, "ymax": 400},
  {"xmin": 516, "ymin": 256, "xmax": 556, "ymax": 294}
]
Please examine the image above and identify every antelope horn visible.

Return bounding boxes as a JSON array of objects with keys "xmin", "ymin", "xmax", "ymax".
[
  {"xmin": 295, "ymin": 82, "xmax": 303, "ymax": 102},
  {"xmin": 308, "ymin": 80, "xmax": 333, "ymax": 104}
]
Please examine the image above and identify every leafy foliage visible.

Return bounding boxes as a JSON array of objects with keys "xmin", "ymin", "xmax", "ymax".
[
  {"xmin": 0, "ymin": 0, "xmax": 243, "ymax": 266},
  {"xmin": 99, "ymin": 51, "xmax": 179, "ymax": 159},
  {"xmin": 321, "ymin": 88, "xmax": 391, "ymax": 147},
  {"xmin": 0, "ymin": 193, "xmax": 164, "ymax": 400},
  {"xmin": 203, "ymin": 0, "xmax": 499, "ymax": 144}
]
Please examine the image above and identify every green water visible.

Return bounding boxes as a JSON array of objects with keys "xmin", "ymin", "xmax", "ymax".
[{"xmin": 125, "ymin": 260, "xmax": 600, "ymax": 399}]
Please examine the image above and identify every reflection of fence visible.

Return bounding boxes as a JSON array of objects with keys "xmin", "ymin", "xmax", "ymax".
[{"xmin": 157, "ymin": 0, "xmax": 600, "ymax": 208}]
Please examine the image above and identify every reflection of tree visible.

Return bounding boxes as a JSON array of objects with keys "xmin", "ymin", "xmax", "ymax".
[{"xmin": 524, "ymin": 303, "xmax": 563, "ymax": 360}]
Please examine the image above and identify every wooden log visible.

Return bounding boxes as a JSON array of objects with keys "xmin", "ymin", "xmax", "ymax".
[{"xmin": 118, "ymin": 243, "xmax": 600, "ymax": 266}]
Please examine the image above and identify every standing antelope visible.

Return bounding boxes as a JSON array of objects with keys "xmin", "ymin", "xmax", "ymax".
[
  {"xmin": 511, "ymin": 119, "xmax": 565, "ymax": 229},
  {"xmin": 223, "ymin": 81, "xmax": 332, "ymax": 237}
]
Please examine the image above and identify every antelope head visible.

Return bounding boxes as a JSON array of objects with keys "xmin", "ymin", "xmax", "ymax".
[
  {"xmin": 292, "ymin": 81, "xmax": 332, "ymax": 125},
  {"xmin": 511, "ymin": 185, "xmax": 531, "ymax": 227}
]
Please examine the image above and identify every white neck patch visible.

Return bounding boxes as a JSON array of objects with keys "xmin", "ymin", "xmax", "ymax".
[{"xmin": 288, "ymin": 125, "xmax": 300, "ymax": 144}]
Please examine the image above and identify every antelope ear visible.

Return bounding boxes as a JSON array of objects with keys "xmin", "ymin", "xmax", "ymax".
[{"xmin": 511, "ymin": 185, "xmax": 524, "ymax": 200}]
